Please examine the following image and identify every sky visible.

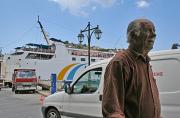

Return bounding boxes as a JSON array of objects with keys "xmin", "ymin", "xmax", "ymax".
[{"xmin": 0, "ymin": 0, "xmax": 180, "ymax": 53}]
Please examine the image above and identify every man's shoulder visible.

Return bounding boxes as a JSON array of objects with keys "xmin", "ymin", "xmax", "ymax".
[
  {"xmin": 107, "ymin": 50, "xmax": 132, "ymax": 71},
  {"xmin": 109, "ymin": 49, "xmax": 135, "ymax": 66},
  {"xmin": 107, "ymin": 50, "xmax": 128, "ymax": 65},
  {"xmin": 114, "ymin": 49, "xmax": 130, "ymax": 60}
]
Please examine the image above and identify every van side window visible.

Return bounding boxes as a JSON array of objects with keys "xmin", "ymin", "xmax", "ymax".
[{"xmin": 73, "ymin": 68, "xmax": 102, "ymax": 94}]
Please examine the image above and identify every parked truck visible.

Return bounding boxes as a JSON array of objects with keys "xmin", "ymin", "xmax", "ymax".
[
  {"xmin": 12, "ymin": 69, "xmax": 37, "ymax": 94},
  {"xmin": 41, "ymin": 49, "xmax": 180, "ymax": 118}
]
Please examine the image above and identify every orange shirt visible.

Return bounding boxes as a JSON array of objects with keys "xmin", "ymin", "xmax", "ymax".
[{"xmin": 102, "ymin": 49, "xmax": 161, "ymax": 118}]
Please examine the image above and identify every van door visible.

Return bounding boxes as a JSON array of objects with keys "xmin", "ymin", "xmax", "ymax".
[
  {"xmin": 151, "ymin": 57, "xmax": 180, "ymax": 118},
  {"xmin": 63, "ymin": 67, "xmax": 103, "ymax": 118}
]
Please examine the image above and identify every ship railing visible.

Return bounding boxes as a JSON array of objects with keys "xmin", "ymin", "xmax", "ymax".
[
  {"xmin": 70, "ymin": 50, "xmax": 114, "ymax": 58},
  {"xmin": 22, "ymin": 48, "xmax": 55, "ymax": 53}
]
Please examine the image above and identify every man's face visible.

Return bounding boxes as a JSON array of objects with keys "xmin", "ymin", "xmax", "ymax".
[
  {"xmin": 133, "ymin": 21, "xmax": 156, "ymax": 53},
  {"xmin": 144, "ymin": 32, "xmax": 156, "ymax": 51}
]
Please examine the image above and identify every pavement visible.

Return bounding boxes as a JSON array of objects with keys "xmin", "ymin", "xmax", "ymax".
[{"xmin": 0, "ymin": 87, "xmax": 43, "ymax": 118}]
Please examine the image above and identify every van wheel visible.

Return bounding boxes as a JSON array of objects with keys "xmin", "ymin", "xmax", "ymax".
[{"xmin": 46, "ymin": 108, "xmax": 61, "ymax": 118}]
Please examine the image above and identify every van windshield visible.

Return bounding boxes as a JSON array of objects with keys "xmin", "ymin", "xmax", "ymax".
[{"xmin": 73, "ymin": 68, "xmax": 102, "ymax": 94}]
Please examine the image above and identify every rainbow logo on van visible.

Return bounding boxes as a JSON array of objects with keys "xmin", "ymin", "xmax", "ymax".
[{"xmin": 57, "ymin": 63, "xmax": 86, "ymax": 81}]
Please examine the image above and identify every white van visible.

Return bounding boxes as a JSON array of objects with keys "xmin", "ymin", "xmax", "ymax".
[{"xmin": 41, "ymin": 49, "xmax": 180, "ymax": 118}]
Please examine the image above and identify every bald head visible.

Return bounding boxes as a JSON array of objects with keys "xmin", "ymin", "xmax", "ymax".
[
  {"xmin": 127, "ymin": 18, "xmax": 157, "ymax": 55},
  {"xmin": 127, "ymin": 19, "xmax": 156, "ymax": 43}
]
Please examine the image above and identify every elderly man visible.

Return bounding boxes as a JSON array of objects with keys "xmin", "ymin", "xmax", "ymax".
[{"xmin": 102, "ymin": 19, "xmax": 161, "ymax": 118}]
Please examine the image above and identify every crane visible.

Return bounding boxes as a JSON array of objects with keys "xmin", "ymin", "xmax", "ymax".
[{"xmin": 37, "ymin": 16, "xmax": 51, "ymax": 45}]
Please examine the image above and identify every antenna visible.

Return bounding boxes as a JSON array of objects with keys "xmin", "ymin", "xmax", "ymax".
[{"xmin": 37, "ymin": 16, "xmax": 50, "ymax": 45}]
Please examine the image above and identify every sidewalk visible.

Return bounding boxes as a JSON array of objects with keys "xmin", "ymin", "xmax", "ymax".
[
  {"xmin": 36, "ymin": 86, "xmax": 63, "ymax": 97},
  {"xmin": 36, "ymin": 90, "xmax": 50, "ymax": 97},
  {"xmin": 36, "ymin": 86, "xmax": 51, "ymax": 97}
]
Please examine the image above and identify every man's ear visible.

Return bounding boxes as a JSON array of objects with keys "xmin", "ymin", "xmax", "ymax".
[{"xmin": 127, "ymin": 31, "xmax": 137, "ymax": 43}]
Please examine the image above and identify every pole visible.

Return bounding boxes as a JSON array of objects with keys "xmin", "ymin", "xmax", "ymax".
[
  {"xmin": 88, "ymin": 22, "xmax": 91, "ymax": 66},
  {"xmin": 78, "ymin": 22, "xmax": 101, "ymax": 65},
  {"xmin": 51, "ymin": 74, "xmax": 56, "ymax": 94}
]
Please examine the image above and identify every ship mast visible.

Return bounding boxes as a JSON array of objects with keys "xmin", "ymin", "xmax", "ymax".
[{"xmin": 37, "ymin": 16, "xmax": 50, "ymax": 45}]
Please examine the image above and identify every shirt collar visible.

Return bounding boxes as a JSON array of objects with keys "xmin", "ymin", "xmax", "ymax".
[{"xmin": 127, "ymin": 49, "xmax": 151, "ymax": 63}]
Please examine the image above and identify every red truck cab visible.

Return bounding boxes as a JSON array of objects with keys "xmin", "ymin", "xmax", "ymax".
[{"xmin": 12, "ymin": 69, "xmax": 37, "ymax": 94}]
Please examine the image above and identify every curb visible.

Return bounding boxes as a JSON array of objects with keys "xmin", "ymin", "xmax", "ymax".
[{"xmin": 36, "ymin": 90, "xmax": 50, "ymax": 97}]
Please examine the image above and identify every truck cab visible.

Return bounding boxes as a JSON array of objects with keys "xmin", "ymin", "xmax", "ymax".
[
  {"xmin": 12, "ymin": 69, "xmax": 37, "ymax": 94},
  {"xmin": 41, "ymin": 49, "xmax": 180, "ymax": 118}
]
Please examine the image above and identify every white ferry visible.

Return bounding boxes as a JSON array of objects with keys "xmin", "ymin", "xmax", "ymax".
[
  {"xmin": 1, "ymin": 38, "xmax": 115, "ymax": 88},
  {"xmin": 1, "ymin": 15, "xmax": 118, "ymax": 89}
]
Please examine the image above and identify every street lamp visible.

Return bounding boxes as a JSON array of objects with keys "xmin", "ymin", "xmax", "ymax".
[{"xmin": 78, "ymin": 22, "xmax": 102, "ymax": 66}]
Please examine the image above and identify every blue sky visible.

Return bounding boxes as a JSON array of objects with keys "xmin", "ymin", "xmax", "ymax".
[{"xmin": 0, "ymin": 0, "xmax": 179, "ymax": 53}]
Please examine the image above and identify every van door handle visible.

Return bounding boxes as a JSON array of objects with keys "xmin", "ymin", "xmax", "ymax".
[{"xmin": 99, "ymin": 94, "xmax": 102, "ymax": 101}]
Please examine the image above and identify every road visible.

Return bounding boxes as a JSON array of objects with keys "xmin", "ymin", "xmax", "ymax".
[{"xmin": 0, "ymin": 88, "xmax": 43, "ymax": 118}]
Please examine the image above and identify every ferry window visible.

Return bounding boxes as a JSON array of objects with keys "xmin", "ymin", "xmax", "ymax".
[
  {"xmin": 81, "ymin": 58, "xmax": 86, "ymax": 61},
  {"xmin": 72, "ymin": 68, "xmax": 102, "ymax": 94},
  {"xmin": 11, "ymin": 52, "xmax": 24, "ymax": 55},
  {"xmin": 72, "ymin": 57, "xmax": 76, "ymax": 61},
  {"xmin": 25, "ymin": 53, "xmax": 54, "ymax": 60},
  {"xmin": 91, "ymin": 59, "xmax": 96, "ymax": 62}
]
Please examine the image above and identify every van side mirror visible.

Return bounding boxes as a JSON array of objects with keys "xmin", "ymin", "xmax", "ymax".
[{"xmin": 64, "ymin": 84, "xmax": 72, "ymax": 94}]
